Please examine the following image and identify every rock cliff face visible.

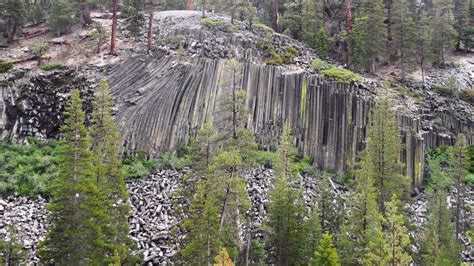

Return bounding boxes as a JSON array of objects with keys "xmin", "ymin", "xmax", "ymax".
[
  {"xmin": 1, "ymin": 54, "xmax": 473, "ymax": 189},
  {"xmin": 105, "ymin": 54, "xmax": 473, "ymax": 189},
  {"xmin": 1, "ymin": 11, "xmax": 473, "ymax": 189}
]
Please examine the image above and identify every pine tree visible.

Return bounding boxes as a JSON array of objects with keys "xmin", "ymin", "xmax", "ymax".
[
  {"xmin": 318, "ymin": 177, "xmax": 344, "ymax": 237},
  {"xmin": 417, "ymin": 6, "xmax": 434, "ymax": 83},
  {"xmin": 89, "ymin": 80, "xmax": 136, "ymax": 264},
  {"xmin": 421, "ymin": 158, "xmax": 461, "ymax": 265},
  {"xmin": 311, "ymin": 233, "xmax": 340, "ymax": 266},
  {"xmin": 392, "ymin": 0, "xmax": 418, "ymax": 80},
  {"xmin": 366, "ymin": 91, "xmax": 408, "ymax": 213},
  {"xmin": 1, "ymin": 0, "xmax": 26, "ymax": 43},
  {"xmin": 297, "ymin": 209, "xmax": 322, "ymax": 264},
  {"xmin": 267, "ymin": 124, "xmax": 306, "ymax": 265},
  {"xmin": 430, "ymin": 0, "xmax": 458, "ymax": 64},
  {"xmin": 281, "ymin": 1, "xmax": 303, "ymax": 40},
  {"xmin": 314, "ymin": 26, "xmax": 332, "ymax": 59},
  {"xmin": 454, "ymin": 0, "xmax": 471, "ymax": 50},
  {"xmin": 237, "ymin": 0, "xmax": 257, "ymax": 29},
  {"xmin": 49, "ymin": 0, "xmax": 74, "ymax": 36},
  {"xmin": 0, "ymin": 225, "xmax": 27, "ymax": 265},
  {"xmin": 301, "ymin": 0, "xmax": 324, "ymax": 46},
  {"xmin": 213, "ymin": 59, "xmax": 257, "ymax": 259},
  {"xmin": 338, "ymin": 151, "xmax": 383, "ymax": 265},
  {"xmin": 38, "ymin": 90, "xmax": 108, "ymax": 264},
  {"xmin": 182, "ymin": 179, "xmax": 221, "ymax": 265},
  {"xmin": 351, "ymin": 0, "xmax": 387, "ymax": 73},
  {"xmin": 384, "ymin": 194, "xmax": 412, "ymax": 265},
  {"xmin": 450, "ymin": 133, "xmax": 469, "ymax": 239}
]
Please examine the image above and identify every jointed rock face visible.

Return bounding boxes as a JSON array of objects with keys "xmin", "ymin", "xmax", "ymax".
[{"xmin": 1, "ymin": 11, "xmax": 473, "ymax": 190}]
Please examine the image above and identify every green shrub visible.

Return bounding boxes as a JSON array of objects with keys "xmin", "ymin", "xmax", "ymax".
[
  {"xmin": 49, "ymin": 0, "xmax": 74, "ymax": 36},
  {"xmin": 0, "ymin": 139, "xmax": 61, "ymax": 196},
  {"xmin": 266, "ymin": 53, "xmax": 283, "ymax": 65},
  {"xmin": 0, "ymin": 60, "xmax": 14, "ymax": 73},
  {"xmin": 433, "ymin": 84, "xmax": 457, "ymax": 97},
  {"xmin": 253, "ymin": 23, "xmax": 274, "ymax": 33},
  {"xmin": 156, "ymin": 35, "xmax": 186, "ymax": 46},
  {"xmin": 122, "ymin": 150, "xmax": 158, "ymax": 179},
  {"xmin": 395, "ymin": 86, "xmax": 408, "ymax": 94},
  {"xmin": 293, "ymin": 156, "xmax": 316, "ymax": 176},
  {"xmin": 156, "ymin": 152, "xmax": 184, "ymax": 170},
  {"xmin": 41, "ymin": 63, "xmax": 62, "ymax": 71},
  {"xmin": 120, "ymin": 5, "xmax": 145, "ymax": 39},
  {"xmin": 459, "ymin": 88, "xmax": 474, "ymax": 105},
  {"xmin": 310, "ymin": 58, "xmax": 333, "ymax": 71},
  {"xmin": 320, "ymin": 67, "xmax": 363, "ymax": 84},
  {"xmin": 282, "ymin": 46, "xmax": 299, "ymax": 64},
  {"xmin": 201, "ymin": 18, "xmax": 235, "ymax": 32},
  {"xmin": 256, "ymin": 151, "xmax": 279, "ymax": 168},
  {"xmin": 465, "ymin": 173, "xmax": 474, "ymax": 185}
]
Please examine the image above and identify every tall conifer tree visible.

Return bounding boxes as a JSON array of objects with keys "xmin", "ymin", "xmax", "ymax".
[
  {"xmin": 450, "ymin": 133, "xmax": 469, "ymax": 239},
  {"xmin": 366, "ymin": 91, "xmax": 407, "ymax": 213},
  {"xmin": 421, "ymin": 159, "xmax": 461, "ymax": 265},
  {"xmin": 267, "ymin": 124, "xmax": 307, "ymax": 265},
  {"xmin": 38, "ymin": 90, "xmax": 108, "ymax": 264},
  {"xmin": 90, "ymin": 80, "xmax": 136, "ymax": 264}
]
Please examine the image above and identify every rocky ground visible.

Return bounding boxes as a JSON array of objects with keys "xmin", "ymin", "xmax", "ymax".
[{"xmin": 2, "ymin": 167, "xmax": 471, "ymax": 264}]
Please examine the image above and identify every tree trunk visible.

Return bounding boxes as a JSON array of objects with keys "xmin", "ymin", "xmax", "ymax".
[
  {"xmin": 202, "ymin": 0, "xmax": 206, "ymax": 18},
  {"xmin": 97, "ymin": 35, "xmax": 102, "ymax": 53},
  {"xmin": 82, "ymin": 0, "xmax": 93, "ymax": 26},
  {"xmin": 345, "ymin": 0, "xmax": 352, "ymax": 65},
  {"xmin": 110, "ymin": 0, "xmax": 117, "ymax": 54},
  {"xmin": 230, "ymin": 0, "xmax": 235, "ymax": 24},
  {"xmin": 232, "ymin": 69, "xmax": 237, "ymax": 139},
  {"xmin": 274, "ymin": 0, "xmax": 280, "ymax": 32},
  {"xmin": 147, "ymin": 0, "xmax": 154, "ymax": 51},
  {"xmin": 187, "ymin": 0, "xmax": 194, "ymax": 10}
]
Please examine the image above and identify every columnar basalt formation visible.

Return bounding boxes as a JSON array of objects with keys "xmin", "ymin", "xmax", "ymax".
[{"xmin": 1, "ymin": 57, "xmax": 473, "ymax": 188}]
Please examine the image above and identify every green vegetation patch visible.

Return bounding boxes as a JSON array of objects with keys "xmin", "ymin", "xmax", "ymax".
[
  {"xmin": 265, "ymin": 53, "xmax": 283, "ymax": 65},
  {"xmin": 0, "ymin": 139, "xmax": 61, "ymax": 196},
  {"xmin": 310, "ymin": 58, "xmax": 362, "ymax": 84},
  {"xmin": 459, "ymin": 88, "xmax": 474, "ymax": 105},
  {"xmin": 0, "ymin": 60, "xmax": 14, "ymax": 73},
  {"xmin": 122, "ymin": 149, "xmax": 158, "ymax": 179},
  {"xmin": 320, "ymin": 67, "xmax": 363, "ymax": 84},
  {"xmin": 41, "ymin": 63, "xmax": 62, "ymax": 71},
  {"xmin": 282, "ymin": 46, "xmax": 299, "ymax": 64},
  {"xmin": 310, "ymin": 58, "xmax": 333, "ymax": 71},
  {"xmin": 253, "ymin": 23, "xmax": 274, "ymax": 33},
  {"xmin": 201, "ymin": 18, "xmax": 235, "ymax": 32}
]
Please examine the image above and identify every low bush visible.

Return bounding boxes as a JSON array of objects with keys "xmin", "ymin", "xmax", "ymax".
[
  {"xmin": 459, "ymin": 88, "xmax": 474, "ymax": 105},
  {"xmin": 282, "ymin": 46, "xmax": 299, "ymax": 64},
  {"xmin": 266, "ymin": 54, "xmax": 283, "ymax": 65},
  {"xmin": 122, "ymin": 150, "xmax": 158, "ymax": 179},
  {"xmin": 0, "ymin": 139, "xmax": 61, "ymax": 196},
  {"xmin": 310, "ymin": 58, "xmax": 362, "ymax": 84},
  {"xmin": 201, "ymin": 18, "xmax": 235, "ymax": 32},
  {"xmin": 157, "ymin": 152, "xmax": 184, "ymax": 171},
  {"xmin": 293, "ymin": 156, "xmax": 316, "ymax": 176},
  {"xmin": 320, "ymin": 67, "xmax": 363, "ymax": 84},
  {"xmin": 433, "ymin": 84, "xmax": 456, "ymax": 97},
  {"xmin": 256, "ymin": 151, "xmax": 279, "ymax": 168},
  {"xmin": 310, "ymin": 58, "xmax": 333, "ymax": 71},
  {"xmin": 0, "ymin": 60, "xmax": 14, "ymax": 73},
  {"xmin": 41, "ymin": 63, "xmax": 62, "ymax": 71},
  {"xmin": 253, "ymin": 23, "xmax": 274, "ymax": 33}
]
